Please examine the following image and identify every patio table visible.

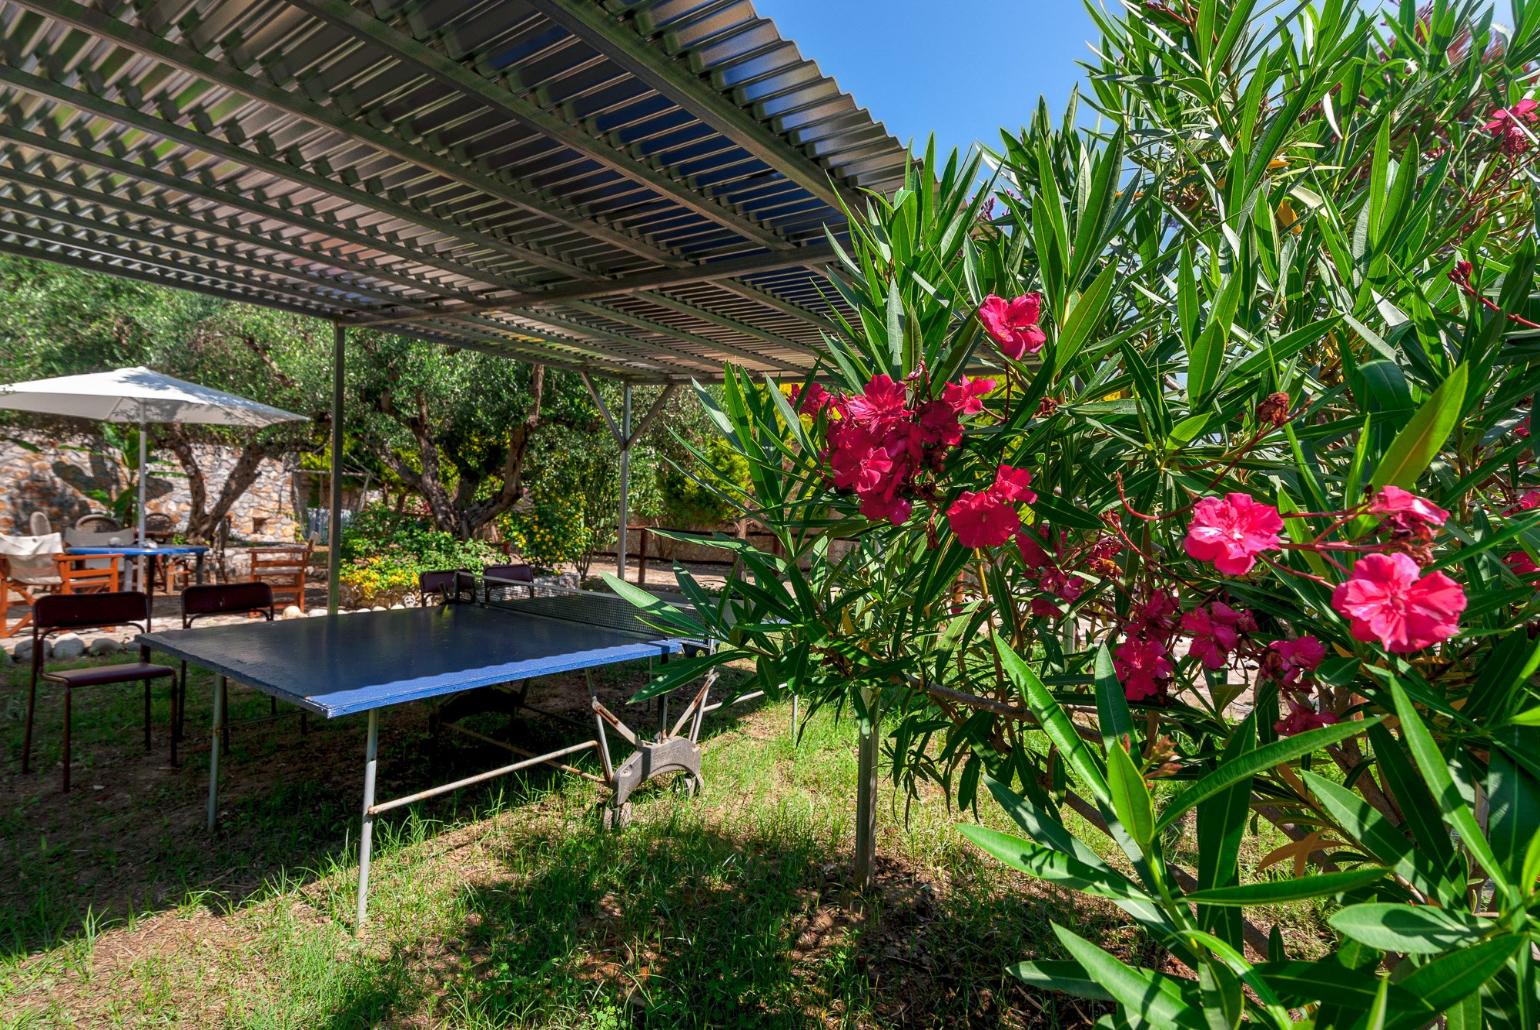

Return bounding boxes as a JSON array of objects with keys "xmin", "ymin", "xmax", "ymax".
[{"xmin": 66, "ymin": 544, "xmax": 207, "ymax": 628}]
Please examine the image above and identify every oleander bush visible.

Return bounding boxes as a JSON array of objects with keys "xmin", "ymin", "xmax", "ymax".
[{"xmin": 614, "ymin": 1, "xmax": 1540, "ymax": 1024}]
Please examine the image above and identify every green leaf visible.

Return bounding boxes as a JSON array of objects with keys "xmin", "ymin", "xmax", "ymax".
[
  {"xmin": 1389, "ymin": 678, "xmax": 1512, "ymax": 899},
  {"xmin": 1094, "ymin": 643, "xmax": 1132, "ymax": 755},
  {"xmin": 1328, "ymin": 903, "xmax": 1493, "ymax": 955},
  {"xmin": 1181, "ymin": 868, "xmax": 1387, "ymax": 906},
  {"xmin": 1056, "ymin": 261, "xmax": 1119, "ymax": 367},
  {"xmin": 958, "ymin": 825, "xmax": 1150, "ymax": 901},
  {"xmin": 1156, "ymin": 718, "xmax": 1380, "ymax": 832},
  {"xmin": 995, "ymin": 637, "xmax": 1110, "ymax": 804},
  {"xmin": 1107, "ymin": 743, "xmax": 1155, "ymax": 849},
  {"xmin": 1389, "ymin": 936, "xmax": 1523, "ymax": 1027},
  {"xmin": 1369, "ymin": 363, "xmax": 1468, "ymax": 491},
  {"xmin": 1007, "ymin": 960, "xmax": 1112, "ymax": 1002},
  {"xmin": 1052, "ymin": 924, "xmax": 1203, "ymax": 1028}
]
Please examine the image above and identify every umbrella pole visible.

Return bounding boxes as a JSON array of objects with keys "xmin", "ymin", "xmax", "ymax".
[{"xmin": 137, "ymin": 407, "xmax": 148, "ymax": 545}]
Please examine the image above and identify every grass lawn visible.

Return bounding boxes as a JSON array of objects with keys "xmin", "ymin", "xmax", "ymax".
[{"xmin": 0, "ymin": 653, "xmax": 1133, "ymax": 1027}]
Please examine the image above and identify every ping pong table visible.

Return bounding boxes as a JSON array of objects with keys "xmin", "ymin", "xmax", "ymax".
[{"xmin": 139, "ymin": 581, "xmax": 720, "ymax": 927}]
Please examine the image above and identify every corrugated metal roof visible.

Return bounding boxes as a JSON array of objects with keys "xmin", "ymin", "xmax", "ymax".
[{"xmin": 0, "ymin": 0, "xmax": 907, "ymax": 380}]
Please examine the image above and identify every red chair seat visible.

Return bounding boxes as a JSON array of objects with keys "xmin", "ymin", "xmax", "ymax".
[{"xmin": 42, "ymin": 662, "xmax": 175, "ymax": 688}]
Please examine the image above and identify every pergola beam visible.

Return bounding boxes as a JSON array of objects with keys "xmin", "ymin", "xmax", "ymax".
[
  {"xmin": 10, "ymin": 0, "xmax": 685, "ymax": 268},
  {"xmin": 526, "ymin": 0, "xmax": 852, "ymax": 214},
  {"xmin": 352, "ymin": 244, "xmax": 835, "ymax": 326},
  {"xmin": 282, "ymin": 0, "xmax": 793, "ymax": 252}
]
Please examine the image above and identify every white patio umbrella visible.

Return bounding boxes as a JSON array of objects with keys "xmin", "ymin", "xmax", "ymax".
[{"xmin": 0, "ymin": 366, "xmax": 307, "ymax": 543}]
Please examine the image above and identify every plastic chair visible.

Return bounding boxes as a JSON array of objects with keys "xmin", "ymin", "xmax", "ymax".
[
  {"xmin": 28, "ymin": 512, "xmax": 52, "ymax": 536},
  {"xmin": 20, "ymin": 591, "xmax": 175, "ymax": 791}
]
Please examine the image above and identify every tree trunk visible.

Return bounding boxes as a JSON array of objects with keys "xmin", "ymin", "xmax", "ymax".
[
  {"xmin": 365, "ymin": 364, "xmax": 546, "ymax": 538},
  {"xmin": 163, "ymin": 426, "xmax": 276, "ymax": 543}
]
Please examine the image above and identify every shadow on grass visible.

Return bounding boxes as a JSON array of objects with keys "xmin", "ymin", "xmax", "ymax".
[
  {"xmin": 437, "ymin": 810, "xmax": 1102, "ymax": 1029},
  {"xmin": 0, "ymin": 657, "xmax": 761, "ymax": 964}
]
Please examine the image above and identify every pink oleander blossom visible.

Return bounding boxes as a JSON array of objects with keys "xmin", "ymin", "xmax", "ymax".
[
  {"xmin": 1331, "ymin": 552, "xmax": 1466, "ymax": 653},
  {"xmin": 1504, "ymin": 550, "xmax": 1539, "ymax": 578},
  {"xmin": 946, "ymin": 465, "xmax": 1036, "ymax": 549},
  {"xmin": 978, "ymin": 293, "xmax": 1047, "ymax": 361},
  {"xmin": 1368, "ymin": 486, "xmax": 1449, "ymax": 528},
  {"xmin": 942, "ymin": 376, "xmax": 995, "ymax": 416},
  {"xmin": 1276, "ymin": 702, "xmax": 1338, "ymax": 736},
  {"xmin": 1181, "ymin": 603, "xmax": 1244, "ymax": 671},
  {"xmin": 1184, "ymin": 493, "xmax": 1285, "ymax": 575},
  {"xmin": 789, "ymin": 382, "xmax": 835, "ymax": 416},
  {"xmin": 1114, "ymin": 636, "xmax": 1171, "ymax": 702},
  {"xmin": 843, "ymin": 374, "xmax": 909, "ymax": 429},
  {"xmin": 1264, "ymin": 636, "xmax": 1326, "ymax": 686},
  {"xmin": 1506, "ymin": 489, "xmax": 1540, "ymax": 514},
  {"xmin": 1486, "ymin": 98, "xmax": 1539, "ymax": 154}
]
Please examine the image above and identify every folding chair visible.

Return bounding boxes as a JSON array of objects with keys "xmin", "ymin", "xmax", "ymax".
[
  {"xmin": 0, "ymin": 531, "xmax": 62, "ymax": 634},
  {"xmin": 20, "ymin": 591, "xmax": 175, "ymax": 791},
  {"xmin": 175, "ymin": 582, "xmax": 294, "ymax": 751}
]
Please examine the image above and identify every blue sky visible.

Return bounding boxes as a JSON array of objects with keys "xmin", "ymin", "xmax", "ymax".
[
  {"xmin": 757, "ymin": 1, "xmax": 1522, "ymax": 161},
  {"xmin": 757, "ymin": 0, "xmax": 1102, "ymax": 161}
]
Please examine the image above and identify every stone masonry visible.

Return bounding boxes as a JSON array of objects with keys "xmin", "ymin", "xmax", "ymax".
[{"xmin": 0, "ymin": 430, "xmax": 299, "ymax": 540}]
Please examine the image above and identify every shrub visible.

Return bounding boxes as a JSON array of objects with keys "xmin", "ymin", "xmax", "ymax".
[
  {"xmin": 617, "ymin": 1, "xmax": 1540, "ymax": 1024},
  {"xmin": 339, "ymin": 503, "xmax": 499, "ymax": 605},
  {"xmin": 500, "ymin": 490, "xmax": 588, "ymax": 573},
  {"xmin": 657, "ymin": 432, "xmax": 751, "ymax": 527}
]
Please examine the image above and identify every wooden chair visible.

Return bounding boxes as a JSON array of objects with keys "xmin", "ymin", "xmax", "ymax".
[
  {"xmin": 0, "ymin": 532, "xmax": 63, "ymax": 635},
  {"xmin": 176, "ymin": 583, "xmax": 293, "ymax": 751},
  {"xmin": 21, "ymin": 591, "xmax": 175, "ymax": 791},
  {"xmin": 54, "ymin": 553, "xmax": 121, "ymax": 595},
  {"xmin": 247, "ymin": 542, "xmax": 312, "ymax": 612}
]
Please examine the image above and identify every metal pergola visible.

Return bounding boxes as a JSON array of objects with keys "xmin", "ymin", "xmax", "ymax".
[{"xmin": 0, "ymin": 0, "xmax": 907, "ymax": 593}]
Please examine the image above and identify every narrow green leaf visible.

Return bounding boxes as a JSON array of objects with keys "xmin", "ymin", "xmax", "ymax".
[
  {"xmin": 958, "ymin": 825, "xmax": 1150, "ymax": 901},
  {"xmin": 1181, "ymin": 868, "xmax": 1387, "ymax": 906},
  {"xmin": 1107, "ymin": 744, "xmax": 1155, "ymax": 848},
  {"xmin": 1390, "ymin": 936, "xmax": 1522, "ymax": 1026},
  {"xmin": 1052, "ymin": 924, "xmax": 1202, "ymax": 1028},
  {"xmin": 1094, "ymin": 643, "xmax": 1132, "ymax": 755},
  {"xmin": 1056, "ymin": 261, "xmax": 1119, "ymax": 367},
  {"xmin": 995, "ymin": 636, "xmax": 1110, "ymax": 804},
  {"xmin": 1328, "ymin": 902, "xmax": 1493, "ymax": 955},
  {"xmin": 1156, "ymin": 718, "xmax": 1380, "ymax": 832},
  {"xmin": 1369, "ymin": 364, "xmax": 1468, "ymax": 491}
]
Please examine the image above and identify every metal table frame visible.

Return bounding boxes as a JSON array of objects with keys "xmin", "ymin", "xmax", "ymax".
[
  {"xmin": 66, "ymin": 544, "xmax": 207, "ymax": 628},
  {"xmin": 140, "ymin": 598, "xmax": 722, "ymax": 928}
]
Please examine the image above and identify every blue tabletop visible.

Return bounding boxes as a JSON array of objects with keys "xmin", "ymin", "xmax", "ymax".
[
  {"xmin": 67, "ymin": 545, "xmax": 208, "ymax": 557},
  {"xmin": 139, "ymin": 604, "xmax": 681, "ymax": 718}
]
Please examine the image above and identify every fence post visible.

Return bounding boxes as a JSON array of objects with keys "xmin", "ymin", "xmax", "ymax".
[{"xmin": 853, "ymin": 686, "xmax": 880, "ymax": 896}]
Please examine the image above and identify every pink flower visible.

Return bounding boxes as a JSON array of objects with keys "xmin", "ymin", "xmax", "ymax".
[
  {"xmin": 947, "ymin": 490, "xmax": 1019, "ymax": 548},
  {"xmin": 1276, "ymin": 702, "xmax": 1338, "ymax": 737},
  {"xmin": 789, "ymin": 382, "xmax": 834, "ymax": 416},
  {"xmin": 1504, "ymin": 550, "xmax": 1539, "ymax": 578},
  {"xmin": 978, "ymin": 294, "xmax": 1046, "ymax": 361},
  {"xmin": 843, "ymin": 374, "xmax": 909, "ymax": 429},
  {"xmin": 1181, "ymin": 604, "xmax": 1243, "ymax": 671},
  {"xmin": 1369, "ymin": 486, "xmax": 1449, "ymax": 528},
  {"xmin": 1265, "ymin": 636, "xmax": 1326, "ymax": 686},
  {"xmin": 1331, "ymin": 553, "xmax": 1466, "ymax": 653},
  {"xmin": 915, "ymin": 400, "xmax": 963, "ymax": 450},
  {"xmin": 1486, "ymin": 98, "xmax": 1539, "ymax": 154},
  {"xmin": 991, "ymin": 465, "xmax": 1037, "ymax": 504},
  {"xmin": 1184, "ymin": 494, "xmax": 1285, "ymax": 575},
  {"xmin": 1114, "ymin": 637, "xmax": 1171, "ymax": 702},
  {"xmin": 1506, "ymin": 489, "xmax": 1540, "ymax": 515},
  {"xmin": 942, "ymin": 376, "xmax": 995, "ymax": 416},
  {"xmin": 1015, "ymin": 528, "xmax": 1052, "ymax": 569}
]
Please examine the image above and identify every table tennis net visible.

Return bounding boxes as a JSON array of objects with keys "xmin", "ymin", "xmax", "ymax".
[{"xmin": 454, "ymin": 571, "xmax": 670, "ymax": 640}]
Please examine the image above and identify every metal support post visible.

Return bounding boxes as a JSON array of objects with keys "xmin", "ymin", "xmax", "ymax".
[
  {"xmin": 355, "ymin": 709, "xmax": 379, "ymax": 930},
  {"xmin": 328, "ymin": 323, "xmax": 345, "ymax": 615},
  {"xmin": 206, "ymin": 674, "xmax": 225, "ymax": 830},
  {"xmin": 853, "ymin": 687, "xmax": 880, "ymax": 894},
  {"xmin": 617, "ymin": 383, "xmax": 632, "ymax": 583}
]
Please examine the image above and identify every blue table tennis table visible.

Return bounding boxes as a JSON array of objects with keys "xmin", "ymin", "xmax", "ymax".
[{"xmin": 139, "ymin": 585, "xmax": 721, "ymax": 927}]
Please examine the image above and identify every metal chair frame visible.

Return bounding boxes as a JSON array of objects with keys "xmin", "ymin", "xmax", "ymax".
[
  {"xmin": 175, "ymin": 582, "xmax": 298, "ymax": 750},
  {"xmin": 20, "ymin": 591, "xmax": 175, "ymax": 791}
]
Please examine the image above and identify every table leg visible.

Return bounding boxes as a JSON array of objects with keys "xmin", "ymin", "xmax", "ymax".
[
  {"xmin": 355, "ymin": 710, "xmax": 379, "ymax": 930},
  {"xmin": 207, "ymin": 674, "xmax": 225, "ymax": 830},
  {"xmin": 195, "ymin": 552, "xmax": 205, "ymax": 586},
  {"xmin": 144, "ymin": 555, "xmax": 156, "ymax": 632}
]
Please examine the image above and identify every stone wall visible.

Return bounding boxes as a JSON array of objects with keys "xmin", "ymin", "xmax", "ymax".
[{"xmin": 0, "ymin": 430, "xmax": 299, "ymax": 540}]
